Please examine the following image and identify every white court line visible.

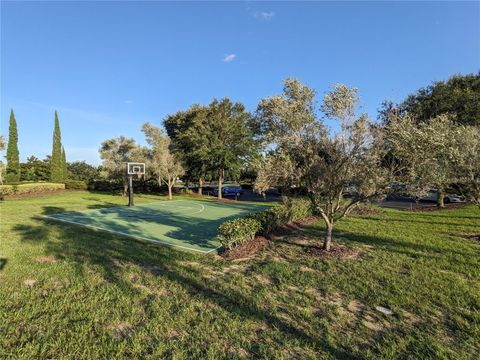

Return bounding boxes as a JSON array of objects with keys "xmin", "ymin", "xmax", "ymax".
[{"xmin": 41, "ymin": 215, "xmax": 220, "ymax": 254}]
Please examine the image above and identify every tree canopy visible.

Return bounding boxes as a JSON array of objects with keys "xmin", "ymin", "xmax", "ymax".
[
  {"xmin": 379, "ymin": 72, "xmax": 480, "ymax": 126},
  {"xmin": 142, "ymin": 123, "xmax": 184, "ymax": 200},
  {"xmin": 255, "ymin": 79, "xmax": 392, "ymax": 250}
]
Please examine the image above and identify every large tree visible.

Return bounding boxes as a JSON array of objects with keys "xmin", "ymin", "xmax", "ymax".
[
  {"xmin": 164, "ymin": 105, "xmax": 211, "ymax": 194},
  {"xmin": 185, "ymin": 98, "xmax": 256, "ymax": 199},
  {"xmin": 20, "ymin": 156, "xmax": 51, "ymax": 182},
  {"xmin": 6, "ymin": 110, "xmax": 20, "ymax": 183},
  {"xmin": 99, "ymin": 136, "xmax": 146, "ymax": 195},
  {"xmin": 142, "ymin": 123, "xmax": 184, "ymax": 200},
  {"xmin": 255, "ymin": 79, "xmax": 392, "ymax": 251},
  {"xmin": 457, "ymin": 126, "xmax": 480, "ymax": 208},
  {"xmin": 50, "ymin": 111, "xmax": 64, "ymax": 182},
  {"xmin": 67, "ymin": 161, "xmax": 99, "ymax": 181},
  {"xmin": 379, "ymin": 72, "xmax": 480, "ymax": 126},
  {"xmin": 386, "ymin": 113, "xmax": 478, "ymax": 208}
]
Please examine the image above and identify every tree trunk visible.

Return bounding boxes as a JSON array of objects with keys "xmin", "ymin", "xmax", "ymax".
[
  {"xmin": 218, "ymin": 171, "xmax": 223, "ymax": 199},
  {"xmin": 437, "ymin": 190, "xmax": 445, "ymax": 208},
  {"xmin": 323, "ymin": 222, "xmax": 333, "ymax": 251},
  {"xmin": 168, "ymin": 182, "xmax": 173, "ymax": 200},
  {"xmin": 198, "ymin": 178, "xmax": 203, "ymax": 195},
  {"xmin": 123, "ymin": 181, "xmax": 128, "ymax": 197}
]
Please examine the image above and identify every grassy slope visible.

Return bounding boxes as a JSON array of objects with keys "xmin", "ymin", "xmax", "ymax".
[{"xmin": 0, "ymin": 191, "xmax": 479, "ymax": 359}]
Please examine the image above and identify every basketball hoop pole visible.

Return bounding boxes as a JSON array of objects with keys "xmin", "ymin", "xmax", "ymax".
[{"xmin": 128, "ymin": 174, "xmax": 134, "ymax": 207}]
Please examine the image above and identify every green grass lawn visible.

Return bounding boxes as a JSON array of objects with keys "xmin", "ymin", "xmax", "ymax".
[{"xmin": 1, "ymin": 191, "xmax": 479, "ymax": 359}]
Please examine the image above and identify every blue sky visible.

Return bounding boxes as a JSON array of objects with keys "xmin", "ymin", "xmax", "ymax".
[{"xmin": 1, "ymin": 1, "xmax": 479, "ymax": 165}]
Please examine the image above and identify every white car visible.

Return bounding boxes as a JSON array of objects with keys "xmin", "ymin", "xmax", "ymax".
[{"xmin": 420, "ymin": 190, "xmax": 465, "ymax": 203}]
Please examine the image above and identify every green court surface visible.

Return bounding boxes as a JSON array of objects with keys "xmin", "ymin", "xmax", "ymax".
[{"xmin": 44, "ymin": 199, "xmax": 268, "ymax": 254}]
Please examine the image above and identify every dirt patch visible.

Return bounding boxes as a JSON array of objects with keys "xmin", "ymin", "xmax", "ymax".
[
  {"xmin": 35, "ymin": 256, "xmax": 57, "ymax": 263},
  {"xmin": 305, "ymin": 245, "xmax": 360, "ymax": 259},
  {"xmin": 23, "ymin": 279, "xmax": 37, "ymax": 288},
  {"xmin": 461, "ymin": 234, "xmax": 480, "ymax": 241},
  {"xmin": 111, "ymin": 323, "xmax": 134, "ymax": 340},
  {"xmin": 221, "ymin": 236, "xmax": 270, "ymax": 260},
  {"xmin": 405, "ymin": 203, "xmax": 466, "ymax": 212},
  {"xmin": 362, "ymin": 315, "xmax": 385, "ymax": 331},
  {"xmin": 350, "ymin": 206, "xmax": 384, "ymax": 216},
  {"xmin": 347, "ymin": 299, "xmax": 364, "ymax": 313},
  {"xmin": 299, "ymin": 265, "xmax": 315, "ymax": 272}
]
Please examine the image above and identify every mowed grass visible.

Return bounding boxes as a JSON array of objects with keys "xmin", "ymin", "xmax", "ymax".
[{"xmin": 0, "ymin": 191, "xmax": 479, "ymax": 359}]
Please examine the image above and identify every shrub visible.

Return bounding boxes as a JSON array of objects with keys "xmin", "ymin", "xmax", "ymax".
[
  {"xmin": 218, "ymin": 197, "xmax": 315, "ymax": 250},
  {"xmin": 218, "ymin": 217, "xmax": 262, "ymax": 250},
  {"xmin": 64, "ymin": 180, "xmax": 88, "ymax": 190},
  {"xmin": 0, "ymin": 182, "xmax": 65, "ymax": 196},
  {"xmin": 284, "ymin": 197, "xmax": 314, "ymax": 221}
]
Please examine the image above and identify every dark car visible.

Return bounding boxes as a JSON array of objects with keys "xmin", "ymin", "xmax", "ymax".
[{"xmin": 213, "ymin": 185, "xmax": 243, "ymax": 197}]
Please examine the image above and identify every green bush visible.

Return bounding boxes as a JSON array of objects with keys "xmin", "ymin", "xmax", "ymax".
[
  {"xmin": 0, "ymin": 182, "xmax": 65, "ymax": 196},
  {"xmin": 64, "ymin": 180, "xmax": 88, "ymax": 190},
  {"xmin": 284, "ymin": 197, "xmax": 314, "ymax": 221},
  {"xmin": 218, "ymin": 217, "xmax": 262, "ymax": 250},
  {"xmin": 218, "ymin": 197, "xmax": 315, "ymax": 250}
]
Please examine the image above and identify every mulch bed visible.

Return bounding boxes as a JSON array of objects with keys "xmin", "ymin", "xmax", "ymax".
[
  {"xmin": 349, "ymin": 206, "xmax": 384, "ymax": 216},
  {"xmin": 305, "ymin": 245, "xmax": 361, "ymax": 259},
  {"xmin": 221, "ymin": 236, "xmax": 270, "ymax": 261},
  {"xmin": 404, "ymin": 203, "xmax": 467, "ymax": 212}
]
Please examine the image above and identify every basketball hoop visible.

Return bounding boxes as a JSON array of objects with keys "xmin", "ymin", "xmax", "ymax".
[{"xmin": 126, "ymin": 162, "xmax": 146, "ymax": 207}]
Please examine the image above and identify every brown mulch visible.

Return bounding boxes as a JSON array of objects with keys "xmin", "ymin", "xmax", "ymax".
[
  {"xmin": 349, "ymin": 206, "xmax": 384, "ymax": 216},
  {"xmin": 221, "ymin": 236, "xmax": 270, "ymax": 261},
  {"xmin": 268, "ymin": 217, "xmax": 319, "ymax": 240},
  {"xmin": 404, "ymin": 203, "xmax": 466, "ymax": 212},
  {"xmin": 305, "ymin": 245, "xmax": 361, "ymax": 259}
]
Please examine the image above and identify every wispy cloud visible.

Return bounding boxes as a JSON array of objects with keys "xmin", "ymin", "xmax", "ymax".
[
  {"xmin": 254, "ymin": 11, "xmax": 275, "ymax": 21},
  {"xmin": 222, "ymin": 54, "xmax": 236, "ymax": 63},
  {"xmin": 124, "ymin": 100, "xmax": 133, "ymax": 105}
]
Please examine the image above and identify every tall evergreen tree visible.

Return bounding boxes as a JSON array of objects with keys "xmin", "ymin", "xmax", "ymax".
[
  {"xmin": 6, "ymin": 109, "xmax": 20, "ymax": 183},
  {"xmin": 61, "ymin": 146, "xmax": 68, "ymax": 180},
  {"xmin": 50, "ymin": 111, "xmax": 63, "ymax": 182}
]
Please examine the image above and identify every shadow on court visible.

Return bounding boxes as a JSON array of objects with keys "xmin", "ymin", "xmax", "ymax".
[{"xmin": 40, "ymin": 200, "xmax": 269, "ymax": 253}]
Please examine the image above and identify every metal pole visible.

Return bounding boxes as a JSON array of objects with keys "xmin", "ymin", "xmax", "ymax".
[{"xmin": 128, "ymin": 174, "xmax": 134, "ymax": 207}]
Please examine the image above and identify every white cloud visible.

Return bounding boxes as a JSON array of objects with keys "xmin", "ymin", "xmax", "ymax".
[
  {"xmin": 254, "ymin": 11, "xmax": 275, "ymax": 21},
  {"xmin": 124, "ymin": 100, "xmax": 133, "ymax": 104},
  {"xmin": 222, "ymin": 54, "xmax": 236, "ymax": 63}
]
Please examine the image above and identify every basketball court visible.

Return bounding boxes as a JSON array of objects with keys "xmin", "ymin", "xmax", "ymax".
[{"xmin": 44, "ymin": 199, "xmax": 269, "ymax": 254}]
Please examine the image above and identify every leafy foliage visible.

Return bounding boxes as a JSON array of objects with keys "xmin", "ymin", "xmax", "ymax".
[
  {"xmin": 379, "ymin": 72, "xmax": 480, "ymax": 126},
  {"xmin": 99, "ymin": 136, "xmax": 147, "ymax": 195},
  {"xmin": 142, "ymin": 123, "xmax": 184, "ymax": 200},
  {"xmin": 67, "ymin": 161, "xmax": 100, "ymax": 181},
  {"xmin": 255, "ymin": 79, "xmax": 392, "ymax": 250},
  {"xmin": 20, "ymin": 156, "xmax": 51, "ymax": 182},
  {"xmin": 6, "ymin": 110, "xmax": 20, "ymax": 183},
  {"xmin": 0, "ymin": 133, "xmax": 5, "ymax": 184},
  {"xmin": 385, "ymin": 113, "xmax": 474, "ymax": 207},
  {"xmin": 64, "ymin": 179, "xmax": 88, "ymax": 190},
  {"xmin": 218, "ymin": 217, "xmax": 262, "ymax": 250}
]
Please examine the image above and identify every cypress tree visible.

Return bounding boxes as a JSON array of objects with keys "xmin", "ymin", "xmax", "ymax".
[
  {"xmin": 50, "ymin": 111, "xmax": 63, "ymax": 182},
  {"xmin": 6, "ymin": 109, "xmax": 20, "ymax": 183},
  {"xmin": 61, "ymin": 146, "xmax": 68, "ymax": 180}
]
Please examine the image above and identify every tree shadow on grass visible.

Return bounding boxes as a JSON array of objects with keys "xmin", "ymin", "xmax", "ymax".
[{"xmin": 12, "ymin": 207, "xmax": 358, "ymax": 359}]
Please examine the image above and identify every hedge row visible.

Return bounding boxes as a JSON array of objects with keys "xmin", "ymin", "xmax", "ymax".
[
  {"xmin": 64, "ymin": 180, "xmax": 88, "ymax": 190},
  {"xmin": 218, "ymin": 197, "xmax": 314, "ymax": 250},
  {"xmin": 0, "ymin": 182, "xmax": 65, "ymax": 196}
]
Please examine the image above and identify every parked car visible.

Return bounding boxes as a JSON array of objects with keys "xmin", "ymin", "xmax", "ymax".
[
  {"xmin": 419, "ymin": 189, "xmax": 465, "ymax": 203},
  {"xmin": 213, "ymin": 185, "xmax": 244, "ymax": 197}
]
